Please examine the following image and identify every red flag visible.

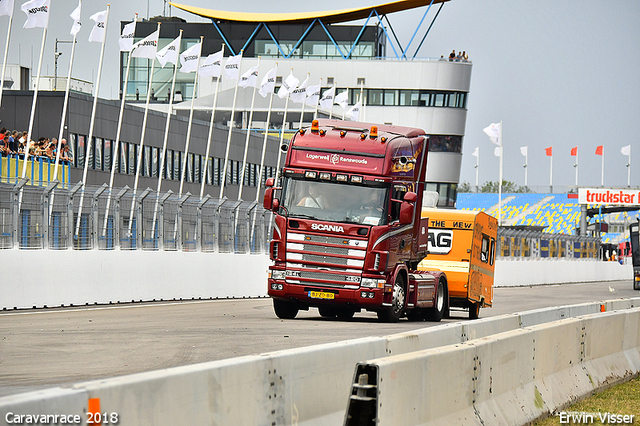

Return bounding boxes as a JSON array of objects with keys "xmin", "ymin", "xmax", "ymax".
[
  {"xmin": 570, "ymin": 146, "xmax": 577, "ymax": 156},
  {"xmin": 595, "ymin": 145, "xmax": 603, "ymax": 156},
  {"xmin": 545, "ymin": 147, "xmax": 552, "ymax": 156}
]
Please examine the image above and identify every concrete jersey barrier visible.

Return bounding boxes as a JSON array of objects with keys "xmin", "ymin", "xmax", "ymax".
[{"xmin": 1, "ymin": 298, "xmax": 639, "ymax": 426}]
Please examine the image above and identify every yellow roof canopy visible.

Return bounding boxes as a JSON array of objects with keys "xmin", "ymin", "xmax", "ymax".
[{"xmin": 169, "ymin": 0, "xmax": 449, "ymax": 24}]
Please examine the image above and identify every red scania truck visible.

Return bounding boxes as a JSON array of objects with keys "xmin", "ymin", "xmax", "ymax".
[{"xmin": 263, "ymin": 119, "xmax": 448, "ymax": 322}]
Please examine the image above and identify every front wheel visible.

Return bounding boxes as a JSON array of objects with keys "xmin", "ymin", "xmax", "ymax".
[
  {"xmin": 427, "ymin": 278, "xmax": 447, "ymax": 322},
  {"xmin": 273, "ymin": 299, "xmax": 299, "ymax": 319},
  {"xmin": 378, "ymin": 276, "xmax": 406, "ymax": 323}
]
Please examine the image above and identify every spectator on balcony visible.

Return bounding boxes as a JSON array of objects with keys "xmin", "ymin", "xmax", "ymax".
[
  {"xmin": 45, "ymin": 139, "xmax": 57, "ymax": 160},
  {"xmin": 448, "ymin": 50, "xmax": 455, "ymax": 61},
  {"xmin": 60, "ymin": 144, "xmax": 72, "ymax": 162}
]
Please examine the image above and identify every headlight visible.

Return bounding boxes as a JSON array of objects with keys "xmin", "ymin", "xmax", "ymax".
[
  {"xmin": 361, "ymin": 278, "xmax": 386, "ymax": 288},
  {"xmin": 271, "ymin": 270, "xmax": 286, "ymax": 280}
]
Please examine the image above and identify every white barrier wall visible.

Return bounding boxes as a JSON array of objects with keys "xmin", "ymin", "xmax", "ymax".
[
  {"xmin": 494, "ymin": 259, "xmax": 632, "ymax": 287},
  {"xmin": 0, "ymin": 250, "xmax": 633, "ymax": 310},
  {"xmin": 356, "ymin": 308, "xmax": 640, "ymax": 426},
  {"xmin": 1, "ymin": 299, "xmax": 638, "ymax": 426},
  {"xmin": 0, "ymin": 250, "xmax": 272, "ymax": 310}
]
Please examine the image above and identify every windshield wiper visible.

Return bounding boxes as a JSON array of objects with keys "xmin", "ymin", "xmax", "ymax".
[{"xmin": 289, "ymin": 213, "xmax": 318, "ymax": 220}]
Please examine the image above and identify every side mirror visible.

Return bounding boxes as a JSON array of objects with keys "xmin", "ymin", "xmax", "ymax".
[
  {"xmin": 265, "ymin": 177, "xmax": 275, "ymax": 188},
  {"xmin": 263, "ymin": 187, "xmax": 275, "ymax": 211},
  {"xmin": 399, "ymin": 192, "xmax": 417, "ymax": 224}
]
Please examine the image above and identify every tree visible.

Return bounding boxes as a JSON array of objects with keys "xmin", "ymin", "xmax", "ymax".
[{"xmin": 478, "ymin": 180, "xmax": 530, "ymax": 193}]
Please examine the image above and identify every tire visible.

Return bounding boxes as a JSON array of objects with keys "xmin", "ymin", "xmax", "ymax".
[
  {"xmin": 427, "ymin": 279, "xmax": 447, "ymax": 322},
  {"xmin": 318, "ymin": 306, "xmax": 337, "ymax": 318},
  {"xmin": 378, "ymin": 275, "xmax": 406, "ymax": 323},
  {"xmin": 469, "ymin": 301, "xmax": 481, "ymax": 320},
  {"xmin": 406, "ymin": 308, "xmax": 425, "ymax": 321},
  {"xmin": 273, "ymin": 299, "xmax": 299, "ymax": 319},
  {"xmin": 634, "ymin": 279, "xmax": 640, "ymax": 291}
]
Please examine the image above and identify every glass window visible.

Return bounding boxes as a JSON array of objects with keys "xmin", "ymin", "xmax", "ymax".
[
  {"xmin": 368, "ymin": 89, "xmax": 383, "ymax": 106},
  {"xmin": 69, "ymin": 134, "xmax": 77, "ymax": 167},
  {"xmin": 152, "ymin": 147, "xmax": 158, "ymax": 178},
  {"xmin": 77, "ymin": 135, "xmax": 85, "ymax": 168},
  {"xmin": 119, "ymin": 142, "xmax": 127, "ymax": 173},
  {"xmin": 164, "ymin": 150, "xmax": 172, "ymax": 180},
  {"xmin": 213, "ymin": 157, "xmax": 220, "ymax": 186},
  {"xmin": 94, "ymin": 138, "xmax": 102, "ymax": 170},
  {"xmin": 420, "ymin": 92, "xmax": 431, "ymax": 107},
  {"xmin": 187, "ymin": 153, "xmax": 193, "ymax": 183},
  {"xmin": 399, "ymin": 90, "xmax": 419, "ymax": 106},
  {"xmin": 434, "ymin": 93, "xmax": 445, "ymax": 107},
  {"xmin": 207, "ymin": 157, "xmax": 213, "ymax": 185},
  {"xmin": 104, "ymin": 140, "xmax": 111, "ymax": 171},
  {"xmin": 129, "ymin": 143, "xmax": 136, "ymax": 175},
  {"xmin": 447, "ymin": 93, "xmax": 456, "ymax": 107},
  {"xmin": 173, "ymin": 151, "xmax": 181, "ymax": 182},
  {"xmin": 428, "ymin": 135, "xmax": 463, "ymax": 153},
  {"xmin": 143, "ymin": 146, "xmax": 151, "ymax": 177},
  {"xmin": 481, "ymin": 235, "xmax": 490, "ymax": 263},
  {"xmin": 384, "ymin": 90, "xmax": 398, "ymax": 106}
]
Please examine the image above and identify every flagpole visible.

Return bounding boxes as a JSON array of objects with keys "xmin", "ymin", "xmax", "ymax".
[
  {"xmin": 0, "ymin": 11, "xmax": 13, "ymax": 113},
  {"xmin": 359, "ymin": 81, "xmax": 364, "ymax": 121},
  {"xmin": 21, "ymin": 26, "xmax": 47, "ymax": 180},
  {"xmin": 314, "ymin": 78, "xmax": 321, "ymax": 120},
  {"xmin": 524, "ymin": 150, "xmax": 528, "ymax": 188},
  {"xmin": 151, "ymin": 30, "xmax": 182, "ymax": 236},
  {"xmin": 199, "ymin": 45, "xmax": 223, "ymax": 200},
  {"xmin": 179, "ymin": 36, "xmax": 204, "ymax": 199},
  {"xmin": 50, "ymin": 3, "xmax": 81, "ymax": 218},
  {"xmin": 255, "ymin": 63, "xmax": 277, "ymax": 204},
  {"xmin": 76, "ymin": 5, "xmax": 109, "ymax": 238},
  {"xmin": 549, "ymin": 152, "xmax": 553, "ymax": 193},
  {"xmin": 275, "ymin": 69, "xmax": 293, "ymax": 184},
  {"xmin": 474, "ymin": 148, "xmax": 479, "ymax": 188},
  {"xmin": 575, "ymin": 149, "xmax": 578, "ymax": 187},
  {"xmin": 627, "ymin": 148, "xmax": 631, "ymax": 188},
  {"xmin": 601, "ymin": 147, "xmax": 604, "ymax": 187},
  {"xmin": 298, "ymin": 72, "xmax": 309, "ymax": 129},
  {"xmin": 498, "ymin": 121, "xmax": 502, "ymax": 227},
  {"xmin": 219, "ymin": 50, "xmax": 243, "ymax": 199},
  {"xmin": 238, "ymin": 57, "xmax": 260, "ymax": 201},
  {"xmin": 329, "ymin": 82, "xmax": 335, "ymax": 120},
  {"xmin": 103, "ymin": 41, "xmax": 134, "ymax": 237},
  {"xmin": 128, "ymin": 22, "xmax": 160, "ymax": 234},
  {"xmin": 342, "ymin": 88, "xmax": 346, "ymax": 120}
]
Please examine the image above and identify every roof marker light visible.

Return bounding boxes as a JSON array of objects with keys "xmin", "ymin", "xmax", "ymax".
[
  {"xmin": 360, "ymin": 133, "xmax": 366, "ymax": 140},
  {"xmin": 370, "ymin": 125, "xmax": 378, "ymax": 138},
  {"xmin": 340, "ymin": 130, "xmax": 347, "ymax": 137},
  {"xmin": 319, "ymin": 129, "xmax": 326, "ymax": 136},
  {"xmin": 381, "ymin": 136, "xmax": 387, "ymax": 143},
  {"xmin": 299, "ymin": 128, "xmax": 306, "ymax": 135}
]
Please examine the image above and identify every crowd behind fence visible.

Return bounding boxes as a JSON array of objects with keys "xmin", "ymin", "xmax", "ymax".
[
  {"xmin": 497, "ymin": 228, "xmax": 602, "ymax": 261},
  {"xmin": 0, "ymin": 180, "xmax": 271, "ymax": 254}
]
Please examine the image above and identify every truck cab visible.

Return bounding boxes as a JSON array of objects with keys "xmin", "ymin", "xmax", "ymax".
[{"xmin": 264, "ymin": 119, "xmax": 447, "ymax": 322}]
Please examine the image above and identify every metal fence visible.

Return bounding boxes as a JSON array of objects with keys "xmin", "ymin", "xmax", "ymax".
[
  {"xmin": 0, "ymin": 180, "xmax": 271, "ymax": 253},
  {"xmin": 497, "ymin": 228, "xmax": 602, "ymax": 260}
]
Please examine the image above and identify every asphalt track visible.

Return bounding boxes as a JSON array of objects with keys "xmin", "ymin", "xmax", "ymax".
[{"xmin": 1, "ymin": 279, "xmax": 637, "ymax": 398}]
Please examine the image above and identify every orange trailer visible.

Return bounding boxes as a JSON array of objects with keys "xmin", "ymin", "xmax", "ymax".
[{"xmin": 418, "ymin": 209, "xmax": 498, "ymax": 319}]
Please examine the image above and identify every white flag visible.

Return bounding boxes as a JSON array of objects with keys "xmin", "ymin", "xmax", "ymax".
[
  {"xmin": 278, "ymin": 72, "xmax": 299, "ymax": 99},
  {"xmin": 305, "ymin": 84, "xmax": 321, "ymax": 107},
  {"xmin": 621, "ymin": 145, "xmax": 631, "ymax": 156},
  {"xmin": 471, "ymin": 146, "xmax": 479, "ymax": 158},
  {"xmin": 520, "ymin": 146, "xmax": 528, "ymax": 157},
  {"xmin": 319, "ymin": 86, "xmax": 335, "ymax": 110},
  {"xmin": 69, "ymin": 1, "xmax": 82, "ymax": 36},
  {"xmin": 483, "ymin": 122, "xmax": 501, "ymax": 146},
  {"xmin": 179, "ymin": 42, "xmax": 201, "ymax": 73},
  {"xmin": 289, "ymin": 75, "xmax": 308, "ymax": 104},
  {"xmin": 131, "ymin": 29, "xmax": 159, "ymax": 59},
  {"xmin": 258, "ymin": 66, "xmax": 276, "ymax": 98},
  {"xmin": 88, "ymin": 9, "xmax": 108, "ymax": 43},
  {"xmin": 223, "ymin": 53, "xmax": 242, "ymax": 81},
  {"xmin": 118, "ymin": 21, "xmax": 136, "ymax": 51},
  {"xmin": 0, "ymin": 0, "xmax": 15, "ymax": 18},
  {"xmin": 334, "ymin": 90, "xmax": 348, "ymax": 110},
  {"xmin": 494, "ymin": 146, "xmax": 502, "ymax": 157},
  {"xmin": 198, "ymin": 49, "xmax": 223, "ymax": 77},
  {"xmin": 238, "ymin": 65, "xmax": 259, "ymax": 88},
  {"xmin": 156, "ymin": 35, "xmax": 181, "ymax": 67},
  {"xmin": 21, "ymin": 0, "xmax": 50, "ymax": 29},
  {"xmin": 346, "ymin": 100, "xmax": 361, "ymax": 121}
]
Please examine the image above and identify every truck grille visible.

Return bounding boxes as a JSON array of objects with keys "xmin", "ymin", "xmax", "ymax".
[{"xmin": 286, "ymin": 231, "xmax": 367, "ymax": 289}]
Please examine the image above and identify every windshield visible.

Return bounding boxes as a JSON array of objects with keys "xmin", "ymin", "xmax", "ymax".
[{"xmin": 280, "ymin": 177, "xmax": 389, "ymax": 226}]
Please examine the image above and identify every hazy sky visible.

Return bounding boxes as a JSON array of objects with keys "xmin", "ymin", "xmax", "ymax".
[{"xmin": 1, "ymin": 0, "xmax": 638, "ymax": 190}]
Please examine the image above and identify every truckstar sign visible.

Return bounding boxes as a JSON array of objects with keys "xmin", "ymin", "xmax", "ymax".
[{"xmin": 578, "ymin": 188, "xmax": 640, "ymax": 206}]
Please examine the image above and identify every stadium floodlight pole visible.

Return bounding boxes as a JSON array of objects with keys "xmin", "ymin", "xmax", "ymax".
[
  {"xmin": 199, "ymin": 44, "xmax": 224, "ymax": 200},
  {"xmin": 128, "ymin": 22, "xmax": 161, "ymax": 235},
  {"xmin": 238, "ymin": 57, "xmax": 261, "ymax": 201},
  {"xmin": 75, "ymin": 5, "xmax": 110, "ymax": 238},
  {"xmin": 0, "ymin": 5, "xmax": 14, "ymax": 114},
  {"xmin": 103, "ymin": 14, "xmax": 138, "ymax": 237},
  {"xmin": 219, "ymin": 50, "xmax": 244, "ymax": 200}
]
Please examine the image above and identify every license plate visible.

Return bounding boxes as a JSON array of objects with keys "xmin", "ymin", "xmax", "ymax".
[{"xmin": 309, "ymin": 291, "xmax": 335, "ymax": 300}]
